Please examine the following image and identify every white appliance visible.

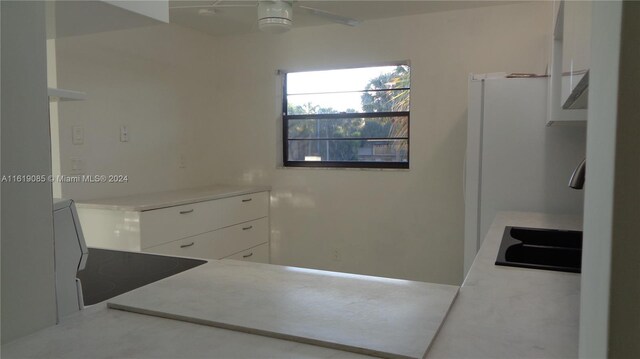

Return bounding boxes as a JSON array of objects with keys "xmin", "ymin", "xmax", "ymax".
[
  {"xmin": 53, "ymin": 199, "xmax": 88, "ymax": 320},
  {"xmin": 464, "ymin": 76, "xmax": 586, "ymax": 275}
]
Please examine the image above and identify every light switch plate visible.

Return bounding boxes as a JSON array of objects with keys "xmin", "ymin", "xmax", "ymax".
[
  {"xmin": 120, "ymin": 125, "xmax": 129, "ymax": 142},
  {"xmin": 72, "ymin": 126, "xmax": 84, "ymax": 145}
]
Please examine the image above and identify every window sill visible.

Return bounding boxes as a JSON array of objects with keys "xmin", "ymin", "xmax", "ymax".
[{"xmin": 275, "ymin": 165, "xmax": 410, "ymax": 172}]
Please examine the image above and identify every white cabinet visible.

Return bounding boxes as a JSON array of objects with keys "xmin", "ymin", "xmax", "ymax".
[
  {"xmin": 561, "ymin": 0, "xmax": 591, "ymax": 109},
  {"xmin": 47, "ymin": 0, "xmax": 168, "ymax": 39},
  {"xmin": 547, "ymin": 0, "xmax": 590, "ymax": 125},
  {"xmin": 77, "ymin": 187, "xmax": 270, "ymax": 263},
  {"xmin": 102, "ymin": 1, "xmax": 169, "ymax": 23}
]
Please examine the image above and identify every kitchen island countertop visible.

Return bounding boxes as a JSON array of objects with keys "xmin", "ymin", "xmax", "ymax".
[{"xmin": 0, "ymin": 301, "xmax": 371, "ymax": 359}]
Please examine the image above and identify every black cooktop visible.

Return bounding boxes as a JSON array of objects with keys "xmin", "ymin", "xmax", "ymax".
[{"xmin": 77, "ymin": 248, "xmax": 207, "ymax": 305}]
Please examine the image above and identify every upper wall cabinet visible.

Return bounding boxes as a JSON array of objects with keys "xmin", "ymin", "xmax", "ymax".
[
  {"xmin": 46, "ymin": 0, "xmax": 168, "ymax": 39},
  {"xmin": 561, "ymin": 0, "xmax": 591, "ymax": 109},
  {"xmin": 547, "ymin": 0, "xmax": 590, "ymax": 125}
]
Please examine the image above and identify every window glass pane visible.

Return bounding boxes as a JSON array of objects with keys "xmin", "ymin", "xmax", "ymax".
[
  {"xmin": 288, "ymin": 117, "xmax": 409, "ymax": 140},
  {"xmin": 287, "ymin": 139, "xmax": 408, "ymax": 163},
  {"xmin": 287, "ymin": 65, "xmax": 410, "ymax": 94},
  {"xmin": 283, "ymin": 64, "xmax": 410, "ymax": 168},
  {"xmin": 287, "ymin": 90, "xmax": 410, "ymax": 114}
]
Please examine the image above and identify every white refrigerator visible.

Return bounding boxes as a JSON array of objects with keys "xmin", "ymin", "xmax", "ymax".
[{"xmin": 464, "ymin": 76, "xmax": 586, "ymax": 275}]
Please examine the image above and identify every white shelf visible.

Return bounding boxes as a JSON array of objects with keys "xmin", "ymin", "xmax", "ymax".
[{"xmin": 48, "ymin": 87, "xmax": 87, "ymax": 102}]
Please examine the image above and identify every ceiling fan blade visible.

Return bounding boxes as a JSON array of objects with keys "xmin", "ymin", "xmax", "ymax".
[
  {"xmin": 170, "ymin": 1, "xmax": 257, "ymax": 10},
  {"xmin": 298, "ymin": 5, "xmax": 360, "ymax": 27}
]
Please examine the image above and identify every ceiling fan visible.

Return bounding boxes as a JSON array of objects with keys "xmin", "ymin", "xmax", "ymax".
[{"xmin": 169, "ymin": 1, "xmax": 361, "ymax": 34}]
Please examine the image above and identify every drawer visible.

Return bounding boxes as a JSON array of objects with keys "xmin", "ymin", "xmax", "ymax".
[
  {"xmin": 143, "ymin": 231, "xmax": 216, "ymax": 260},
  {"xmin": 223, "ymin": 243, "xmax": 269, "ymax": 263},
  {"xmin": 142, "ymin": 217, "xmax": 268, "ymax": 260},
  {"xmin": 139, "ymin": 191, "xmax": 269, "ymax": 249},
  {"xmin": 210, "ymin": 217, "xmax": 268, "ymax": 259},
  {"xmin": 216, "ymin": 191, "xmax": 269, "ymax": 227}
]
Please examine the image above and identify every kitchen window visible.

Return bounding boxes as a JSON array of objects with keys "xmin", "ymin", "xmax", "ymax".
[{"xmin": 283, "ymin": 64, "xmax": 410, "ymax": 169}]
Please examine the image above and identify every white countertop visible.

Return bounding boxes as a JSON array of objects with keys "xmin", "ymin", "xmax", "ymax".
[
  {"xmin": 76, "ymin": 184, "xmax": 271, "ymax": 211},
  {"xmin": 0, "ymin": 302, "xmax": 371, "ymax": 359},
  {"xmin": 426, "ymin": 211, "xmax": 582, "ymax": 359},
  {"xmin": 2, "ymin": 211, "xmax": 582, "ymax": 359},
  {"xmin": 107, "ymin": 260, "xmax": 458, "ymax": 359}
]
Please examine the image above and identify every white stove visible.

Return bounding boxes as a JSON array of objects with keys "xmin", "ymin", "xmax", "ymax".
[{"xmin": 53, "ymin": 199, "xmax": 88, "ymax": 321}]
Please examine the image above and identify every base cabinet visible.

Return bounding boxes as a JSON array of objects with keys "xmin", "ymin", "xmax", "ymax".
[{"xmin": 78, "ymin": 190, "xmax": 270, "ymax": 263}]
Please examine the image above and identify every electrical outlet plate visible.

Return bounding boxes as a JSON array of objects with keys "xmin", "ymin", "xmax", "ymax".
[
  {"xmin": 70, "ymin": 158, "xmax": 85, "ymax": 175},
  {"xmin": 332, "ymin": 249, "xmax": 341, "ymax": 262}
]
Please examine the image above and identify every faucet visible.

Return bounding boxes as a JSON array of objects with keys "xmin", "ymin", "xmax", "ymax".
[{"xmin": 569, "ymin": 158, "xmax": 586, "ymax": 189}]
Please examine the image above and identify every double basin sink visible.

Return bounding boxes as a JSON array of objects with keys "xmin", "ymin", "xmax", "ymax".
[{"xmin": 495, "ymin": 226, "xmax": 582, "ymax": 273}]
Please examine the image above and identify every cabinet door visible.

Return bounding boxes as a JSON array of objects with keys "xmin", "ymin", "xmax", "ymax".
[{"xmin": 561, "ymin": 0, "xmax": 591, "ymax": 107}]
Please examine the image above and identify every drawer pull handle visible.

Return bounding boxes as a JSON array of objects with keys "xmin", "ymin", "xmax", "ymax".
[
  {"xmin": 242, "ymin": 252, "xmax": 253, "ymax": 258},
  {"xmin": 242, "ymin": 226, "xmax": 253, "ymax": 231},
  {"xmin": 242, "ymin": 198, "xmax": 252, "ymax": 203},
  {"xmin": 179, "ymin": 209, "xmax": 194, "ymax": 214},
  {"xmin": 180, "ymin": 242, "xmax": 195, "ymax": 248}
]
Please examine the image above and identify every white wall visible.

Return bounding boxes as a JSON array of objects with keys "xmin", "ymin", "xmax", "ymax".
[
  {"xmin": 48, "ymin": 39, "xmax": 63, "ymax": 198},
  {"xmin": 53, "ymin": 2, "xmax": 558, "ymax": 285},
  {"xmin": 203, "ymin": 2, "xmax": 554, "ymax": 285},
  {"xmin": 580, "ymin": 1, "xmax": 640, "ymax": 357},
  {"xmin": 579, "ymin": 2, "xmax": 620, "ymax": 357},
  {"xmin": 476, "ymin": 78, "xmax": 586, "ymax": 267},
  {"xmin": 609, "ymin": 3, "xmax": 640, "ymax": 355},
  {"xmin": 1, "ymin": 1, "xmax": 57, "ymax": 343},
  {"xmin": 54, "ymin": 24, "xmax": 217, "ymax": 200}
]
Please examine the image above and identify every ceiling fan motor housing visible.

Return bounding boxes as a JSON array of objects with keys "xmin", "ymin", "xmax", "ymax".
[{"xmin": 258, "ymin": 1, "xmax": 293, "ymax": 33}]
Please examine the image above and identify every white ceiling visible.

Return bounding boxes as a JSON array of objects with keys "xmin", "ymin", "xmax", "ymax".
[{"xmin": 168, "ymin": 1, "xmax": 514, "ymax": 37}]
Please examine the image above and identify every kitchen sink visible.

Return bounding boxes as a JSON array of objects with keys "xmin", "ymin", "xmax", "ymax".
[{"xmin": 495, "ymin": 226, "xmax": 582, "ymax": 273}]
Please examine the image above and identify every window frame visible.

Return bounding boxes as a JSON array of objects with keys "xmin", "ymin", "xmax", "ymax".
[{"xmin": 282, "ymin": 66, "xmax": 410, "ymax": 169}]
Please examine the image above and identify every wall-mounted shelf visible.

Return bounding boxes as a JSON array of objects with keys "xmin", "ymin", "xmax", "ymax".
[{"xmin": 48, "ymin": 87, "xmax": 87, "ymax": 102}]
